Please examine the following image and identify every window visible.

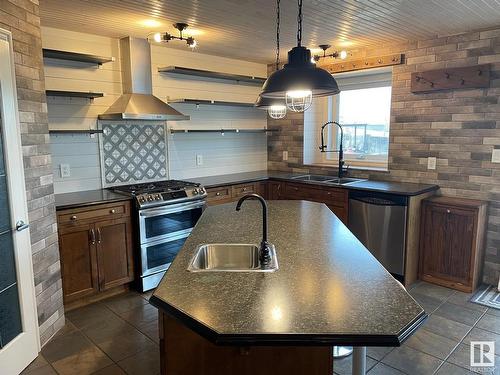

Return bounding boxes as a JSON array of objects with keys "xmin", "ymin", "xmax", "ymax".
[{"xmin": 303, "ymin": 67, "xmax": 392, "ymax": 170}]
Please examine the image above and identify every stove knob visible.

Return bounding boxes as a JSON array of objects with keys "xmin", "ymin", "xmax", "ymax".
[
  {"xmin": 192, "ymin": 189, "xmax": 199, "ymax": 195},
  {"xmin": 200, "ymin": 188, "xmax": 205, "ymax": 194}
]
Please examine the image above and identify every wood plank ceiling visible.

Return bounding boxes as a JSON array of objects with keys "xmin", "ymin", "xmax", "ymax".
[{"xmin": 39, "ymin": 0, "xmax": 500, "ymax": 63}]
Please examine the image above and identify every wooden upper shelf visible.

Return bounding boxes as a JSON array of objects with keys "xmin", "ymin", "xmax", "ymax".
[
  {"xmin": 169, "ymin": 99, "xmax": 255, "ymax": 107},
  {"xmin": 42, "ymin": 48, "xmax": 115, "ymax": 65},
  {"xmin": 158, "ymin": 66, "xmax": 266, "ymax": 85},
  {"xmin": 46, "ymin": 90, "xmax": 104, "ymax": 99}
]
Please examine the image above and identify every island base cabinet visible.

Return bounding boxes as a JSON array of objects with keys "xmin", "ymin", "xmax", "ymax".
[{"xmin": 160, "ymin": 312, "xmax": 333, "ymax": 375}]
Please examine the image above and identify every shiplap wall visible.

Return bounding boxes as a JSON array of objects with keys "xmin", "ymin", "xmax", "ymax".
[
  {"xmin": 151, "ymin": 45, "xmax": 268, "ymax": 179},
  {"xmin": 44, "ymin": 27, "xmax": 268, "ymax": 193}
]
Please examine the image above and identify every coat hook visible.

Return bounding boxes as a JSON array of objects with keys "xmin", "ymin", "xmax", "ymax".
[
  {"xmin": 416, "ymin": 76, "xmax": 421, "ymax": 82},
  {"xmin": 445, "ymin": 73, "xmax": 450, "ymax": 79}
]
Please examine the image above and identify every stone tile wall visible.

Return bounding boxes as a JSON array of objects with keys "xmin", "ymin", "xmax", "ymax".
[
  {"xmin": 267, "ymin": 27, "xmax": 500, "ymax": 285},
  {"xmin": 0, "ymin": 0, "xmax": 63, "ymax": 345}
]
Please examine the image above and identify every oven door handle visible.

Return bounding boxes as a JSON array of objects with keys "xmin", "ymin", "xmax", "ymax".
[{"xmin": 139, "ymin": 200, "xmax": 206, "ymax": 217}]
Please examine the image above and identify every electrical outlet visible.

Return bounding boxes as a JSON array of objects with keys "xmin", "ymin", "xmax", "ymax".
[
  {"xmin": 492, "ymin": 149, "xmax": 500, "ymax": 163},
  {"xmin": 196, "ymin": 154, "xmax": 203, "ymax": 166},
  {"xmin": 427, "ymin": 157, "xmax": 437, "ymax": 170},
  {"xmin": 60, "ymin": 163, "xmax": 71, "ymax": 178},
  {"xmin": 282, "ymin": 151, "xmax": 288, "ymax": 161}
]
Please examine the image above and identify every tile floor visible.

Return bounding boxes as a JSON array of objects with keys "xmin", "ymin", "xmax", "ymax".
[{"xmin": 21, "ymin": 282, "xmax": 500, "ymax": 375}]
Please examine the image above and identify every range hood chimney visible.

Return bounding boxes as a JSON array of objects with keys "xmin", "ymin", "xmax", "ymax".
[{"xmin": 98, "ymin": 37, "xmax": 189, "ymax": 121}]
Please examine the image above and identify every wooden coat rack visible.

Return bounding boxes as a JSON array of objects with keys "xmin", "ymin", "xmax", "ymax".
[{"xmin": 411, "ymin": 64, "xmax": 490, "ymax": 93}]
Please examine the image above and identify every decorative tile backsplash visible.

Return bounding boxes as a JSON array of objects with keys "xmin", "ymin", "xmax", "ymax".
[{"xmin": 100, "ymin": 122, "xmax": 167, "ymax": 186}]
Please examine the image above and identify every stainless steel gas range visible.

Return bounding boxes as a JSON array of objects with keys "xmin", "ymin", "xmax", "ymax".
[{"xmin": 112, "ymin": 180, "xmax": 207, "ymax": 291}]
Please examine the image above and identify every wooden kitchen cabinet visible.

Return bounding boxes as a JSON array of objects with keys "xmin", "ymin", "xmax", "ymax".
[
  {"xmin": 419, "ymin": 197, "xmax": 487, "ymax": 293},
  {"xmin": 206, "ymin": 182, "xmax": 265, "ymax": 206},
  {"xmin": 57, "ymin": 201, "xmax": 134, "ymax": 309}
]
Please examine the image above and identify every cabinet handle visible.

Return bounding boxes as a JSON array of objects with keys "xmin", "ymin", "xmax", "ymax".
[
  {"xmin": 97, "ymin": 228, "xmax": 102, "ymax": 244},
  {"xmin": 242, "ymin": 187, "xmax": 247, "ymax": 191},
  {"xmin": 446, "ymin": 209, "xmax": 451, "ymax": 214},
  {"xmin": 89, "ymin": 229, "xmax": 96, "ymax": 245},
  {"xmin": 294, "ymin": 187, "xmax": 298, "ymax": 191},
  {"xmin": 71, "ymin": 215, "xmax": 77, "ymax": 221},
  {"xmin": 110, "ymin": 209, "xmax": 116, "ymax": 214},
  {"xmin": 216, "ymin": 192, "xmax": 221, "ymax": 196}
]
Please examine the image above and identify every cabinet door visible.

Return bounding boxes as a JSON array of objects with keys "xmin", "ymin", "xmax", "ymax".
[
  {"xmin": 420, "ymin": 204, "xmax": 475, "ymax": 286},
  {"xmin": 267, "ymin": 182, "xmax": 282, "ymax": 200},
  {"xmin": 95, "ymin": 218, "xmax": 134, "ymax": 291},
  {"xmin": 58, "ymin": 224, "xmax": 99, "ymax": 302}
]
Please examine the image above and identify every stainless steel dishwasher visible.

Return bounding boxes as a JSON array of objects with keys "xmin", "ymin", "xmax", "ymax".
[{"xmin": 348, "ymin": 190, "xmax": 408, "ymax": 280}]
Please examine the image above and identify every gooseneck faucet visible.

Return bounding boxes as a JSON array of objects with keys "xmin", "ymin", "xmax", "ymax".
[
  {"xmin": 235, "ymin": 193, "xmax": 271, "ymax": 265},
  {"xmin": 319, "ymin": 121, "xmax": 348, "ymax": 179}
]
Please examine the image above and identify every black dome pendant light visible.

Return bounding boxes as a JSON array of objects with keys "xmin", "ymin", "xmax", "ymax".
[
  {"xmin": 260, "ymin": 0, "xmax": 340, "ymax": 113},
  {"xmin": 255, "ymin": 0, "xmax": 286, "ymax": 119}
]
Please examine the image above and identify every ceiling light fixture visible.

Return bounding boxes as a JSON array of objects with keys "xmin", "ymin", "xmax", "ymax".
[
  {"xmin": 260, "ymin": 0, "xmax": 340, "ymax": 113},
  {"xmin": 148, "ymin": 22, "xmax": 197, "ymax": 49},
  {"xmin": 255, "ymin": 0, "xmax": 286, "ymax": 119},
  {"xmin": 313, "ymin": 44, "xmax": 349, "ymax": 63}
]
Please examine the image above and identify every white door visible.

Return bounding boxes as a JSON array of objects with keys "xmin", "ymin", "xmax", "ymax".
[{"xmin": 0, "ymin": 29, "xmax": 40, "ymax": 374}]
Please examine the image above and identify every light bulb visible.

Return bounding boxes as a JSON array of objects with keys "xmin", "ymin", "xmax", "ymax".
[
  {"xmin": 268, "ymin": 105, "xmax": 287, "ymax": 119},
  {"xmin": 189, "ymin": 40, "xmax": 197, "ymax": 48},
  {"xmin": 310, "ymin": 56, "xmax": 316, "ymax": 64},
  {"xmin": 153, "ymin": 32, "xmax": 162, "ymax": 43},
  {"xmin": 285, "ymin": 90, "xmax": 312, "ymax": 112},
  {"xmin": 339, "ymin": 50, "xmax": 348, "ymax": 59}
]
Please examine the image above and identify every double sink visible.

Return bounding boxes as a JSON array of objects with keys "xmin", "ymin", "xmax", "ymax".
[{"xmin": 290, "ymin": 174, "xmax": 365, "ymax": 185}]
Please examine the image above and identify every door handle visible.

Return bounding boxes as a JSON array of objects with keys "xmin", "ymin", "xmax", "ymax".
[
  {"xmin": 89, "ymin": 229, "xmax": 96, "ymax": 245},
  {"xmin": 15, "ymin": 220, "xmax": 29, "ymax": 232},
  {"xmin": 97, "ymin": 228, "xmax": 102, "ymax": 244}
]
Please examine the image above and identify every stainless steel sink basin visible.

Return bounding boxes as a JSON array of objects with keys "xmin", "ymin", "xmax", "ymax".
[
  {"xmin": 291, "ymin": 174, "xmax": 365, "ymax": 185},
  {"xmin": 291, "ymin": 174, "xmax": 336, "ymax": 182},
  {"xmin": 325, "ymin": 177, "xmax": 366, "ymax": 185},
  {"xmin": 187, "ymin": 243, "xmax": 278, "ymax": 272}
]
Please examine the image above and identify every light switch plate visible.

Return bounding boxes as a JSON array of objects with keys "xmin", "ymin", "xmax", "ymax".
[
  {"xmin": 492, "ymin": 149, "xmax": 500, "ymax": 163},
  {"xmin": 60, "ymin": 164, "xmax": 70, "ymax": 178},
  {"xmin": 427, "ymin": 157, "xmax": 437, "ymax": 170},
  {"xmin": 282, "ymin": 151, "xmax": 288, "ymax": 161},
  {"xmin": 196, "ymin": 154, "xmax": 203, "ymax": 166}
]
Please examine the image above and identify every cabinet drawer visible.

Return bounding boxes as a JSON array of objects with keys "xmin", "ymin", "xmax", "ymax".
[
  {"xmin": 58, "ymin": 202, "xmax": 129, "ymax": 225},
  {"xmin": 283, "ymin": 183, "xmax": 312, "ymax": 199},
  {"xmin": 232, "ymin": 183, "xmax": 257, "ymax": 198},
  {"xmin": 312, "ymin": 187, "xmax": 346, "ymax": 207},
  {"xmin": 206, "ymin": 186, "xmax": 232, "ymax": 205}
]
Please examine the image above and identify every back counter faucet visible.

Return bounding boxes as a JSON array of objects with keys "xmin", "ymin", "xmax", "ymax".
[{"xmin": 235, "ymin": 193, "xmax": 271, "ymax": 265}]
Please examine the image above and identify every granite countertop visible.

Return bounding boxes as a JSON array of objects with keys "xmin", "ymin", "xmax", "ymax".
[
  {"xmin": 55, "ymin": 189, "xmax": 132, "ymax": 210},
  {"xmin": 195, "ymin": 170, "xmax": 439, "ymax": 196},
  {"xmin": 150, "ymin": 200, "xmax": 427, "ymax": 346}
]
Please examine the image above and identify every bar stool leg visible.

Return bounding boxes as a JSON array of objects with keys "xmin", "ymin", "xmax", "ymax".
[{"xmin": 352, "ymin": 346, "xmax": 366, "ymax": 375}]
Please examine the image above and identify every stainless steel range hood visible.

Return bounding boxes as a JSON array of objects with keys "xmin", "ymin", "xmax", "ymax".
[{"xmin": 98, "ymin": 37, "xmax": 189, "ymax": 121}]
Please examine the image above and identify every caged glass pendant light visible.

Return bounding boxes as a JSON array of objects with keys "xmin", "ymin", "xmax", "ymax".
[
  {"xmin": 255, "ymin": 0, "xmax": 286, "ymax": 119},
  {"xmin": 260, "ymin": 0, "xmax": 340, "ymax": 113}
]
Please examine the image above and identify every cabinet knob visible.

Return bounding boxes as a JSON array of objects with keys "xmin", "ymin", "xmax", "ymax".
[
  {"xmin": 242, "ymin": 188, "xmax": 247, "ymax": 191},
  {"xmin": 110, "ymin": 209, "xmax": 116, "ymax": 214},
  {"xmin": 70, "ymin": 215, "xmax": 77, "ymax": 220},
  {"xmin": 447, "ymin": 209, "xmax": 451, "ymax": 214},
  {"xmin": 216, "ymin": 192, "xmax": 221, "ymax": 196}
]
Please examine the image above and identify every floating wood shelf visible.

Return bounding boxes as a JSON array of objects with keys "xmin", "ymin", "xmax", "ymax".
[
  {"xmin": 169, "ymin": 98, "xmax": 256, "ymax": 108},
  {"xmin": 169, "ymin": 128, "xmax": 274, "ymax": 134},
  {"xmin": 46, "ymin": 90, "xmax": 104, "ymax": 99},
  {"xmin": 319, "ymin": 53, "xmax": 404, "ymax": 74},
  {"xmin": 42, "ymin": 48, "xmax": 114, "ymax": 65},
  {"xmin": 48, "ymin": 129, "xmax": 103, "ymax": 134},
  {"xmin": 158, "ymin": 66, "xmax": 266, "ymax": 85}
]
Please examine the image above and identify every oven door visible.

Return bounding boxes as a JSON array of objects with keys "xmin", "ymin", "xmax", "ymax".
[
  {"xmin": 140, "ymin": 233, "xmax": 190, "ymax": 277},
  {"xmin": 138, "ymin": 199, "xmax": 205, "ymax": 244}
]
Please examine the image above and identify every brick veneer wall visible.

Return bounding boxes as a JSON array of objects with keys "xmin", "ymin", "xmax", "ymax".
[
  {"xmin": 268, "ymin": 27, "xmax": 500, "ymax": 285},
  {"xmin": 0, "ymin": 0, "xmax": 63, "ymax": 345}
]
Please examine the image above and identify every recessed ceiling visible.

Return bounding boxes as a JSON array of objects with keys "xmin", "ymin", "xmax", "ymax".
[{"xmin": 39, "ymin": 0, "xmax": 500, "ymax": 64}]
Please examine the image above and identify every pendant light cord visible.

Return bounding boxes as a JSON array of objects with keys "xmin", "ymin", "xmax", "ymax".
[
  {"xmin": 276, "ymin": 0, "xmax": 280, "ymax": 70},
  {"xmin": 297, "ymin": 0, "xmax": 303, "ymax": 46}
]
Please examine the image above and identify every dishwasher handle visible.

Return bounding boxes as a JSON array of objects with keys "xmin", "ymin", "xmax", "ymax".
[{"xmin": 350, "ymin": 196, "xmax": 404, "ymax": 206}]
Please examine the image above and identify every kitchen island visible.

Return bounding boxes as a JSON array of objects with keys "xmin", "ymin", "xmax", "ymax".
[{"xmin": 150, "ymin": 200, "xmax": 427, "ymax": 375}]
